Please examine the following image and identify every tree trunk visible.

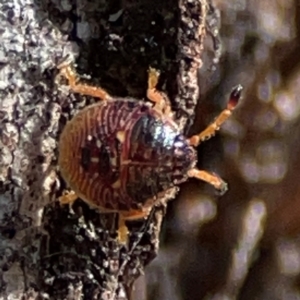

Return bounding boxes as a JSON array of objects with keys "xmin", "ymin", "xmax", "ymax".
[{"xmin": 0, "ymin": 0, "xmax": 217, "ymax": 298}]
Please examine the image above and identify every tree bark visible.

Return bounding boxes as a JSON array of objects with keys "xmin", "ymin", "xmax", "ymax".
[{"xmin": 0, "ymin": 0, "xmax": 217, "ymax": 299}]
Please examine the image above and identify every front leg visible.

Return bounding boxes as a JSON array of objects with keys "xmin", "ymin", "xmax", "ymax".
[
  {"xmin": 147, "ymin": 67, "xmax": 172, "ymax": 116},
  {"xmin": 187, "ymin": 168, "xmax": 228, "ymax": 195},
  {"xmin": 188, "ymin": 85, "xmax": 243, "ymax": 147},
  {"xmin": 56, "ymin": 63, "xmax": 113, "ymax": 101}
]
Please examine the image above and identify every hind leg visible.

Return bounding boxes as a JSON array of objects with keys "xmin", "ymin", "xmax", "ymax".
[{"xmin": 117, "ymin": 210, "xmax": 150, "ymax": 245}]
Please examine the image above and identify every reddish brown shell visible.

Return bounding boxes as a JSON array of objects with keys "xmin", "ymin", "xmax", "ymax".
[{"xmin": 58, "ymin": 98, "xmax": 196, "ymax": 212}]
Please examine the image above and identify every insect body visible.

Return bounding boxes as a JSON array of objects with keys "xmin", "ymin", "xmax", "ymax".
[{"xmin": 57, "ymin": 65, "xmax": 242, "ymax": 243}]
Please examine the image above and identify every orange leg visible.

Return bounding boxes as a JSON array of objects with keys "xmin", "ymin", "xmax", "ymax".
[
  {"xmin": 188, "ymin": 168, "xmax": 228, "ymax": 195},
  {"xmin": 59, "ymin": 192, "xmax": 148, "ymax": 245},
  {"xmin": 188, "ymin": 85, "xmax": 243, "ymax": 147},
  {"xmin": 56, "ymin": 63, "xmax": 112, "ymax": 101},
  {"xmin": 147, "ymin": 67, "xmax": 172, "ymax": 115},
  {"xmin": 59, "ymin": 190, "xmax": 78, "ymax": 206},
  {"xmin": 118, "ymin": 210, "xmax": 149, "ymax": 245}
]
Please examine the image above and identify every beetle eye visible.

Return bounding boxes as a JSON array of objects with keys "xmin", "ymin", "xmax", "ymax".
[{"xmin": 174, "ymin": 140, "xmax": 184, "ymax": 148}]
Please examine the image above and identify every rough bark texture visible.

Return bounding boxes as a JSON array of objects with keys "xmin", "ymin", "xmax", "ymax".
[{"xmin": 0, "ymin": 0, "xmax": 214, "ymax": 299}]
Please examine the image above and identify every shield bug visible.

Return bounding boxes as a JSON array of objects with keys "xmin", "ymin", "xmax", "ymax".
[{"xmin": 57, "ymin": 64, "xmax": 242, "ymax": 244}]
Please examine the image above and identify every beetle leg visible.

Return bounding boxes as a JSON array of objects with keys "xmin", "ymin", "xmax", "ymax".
[
  {"xmin": 187, "ymin": 168, "xmax": 228, "ymax": 195},
  {"xmin": 57, "ymin": 63, "xmax": 112, "ymax": 101},
  {"xmin": 147, "ymin": 67, "xmax": 172, "ymax": 116},
  {"xmin": 117, "ymin": 210, "xmax": 149, "ymax": 245},
  {"xmin": 59, "ymin": 190, "xmax": 78, "ymax": 206},
  {"xmin": 188, "ymin": 108, "xmax": 232, "ymax": 147},
  {"xmin": 188, "ymin": 85, "xmax": 243, "ymax": 147},
  {"xmin": 117, "ymin": 214, "xmax": 129, "ymax": 245}
]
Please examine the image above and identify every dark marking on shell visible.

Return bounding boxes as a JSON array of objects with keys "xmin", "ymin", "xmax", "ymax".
[{"xmin": 59, "ymin": 99, "xmax": 196, "ymax": 212}]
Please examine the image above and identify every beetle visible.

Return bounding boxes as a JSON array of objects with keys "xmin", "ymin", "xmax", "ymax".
[{"xmin": 57, "ymin": 63, "xmax": 242, "ymax": 243}]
